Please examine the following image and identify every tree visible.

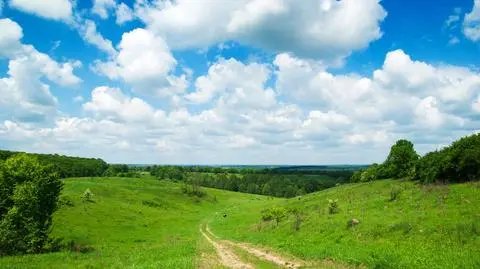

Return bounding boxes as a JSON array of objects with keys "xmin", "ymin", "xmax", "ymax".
[
  {"xmin": 383, "ymin": 139, "xmax": 419, "ymax": 179},
  {"xmin": 360, "ymin": 164, "xmax": 380, "ymax": 182},
  {"xmin": 0, "ymin": 154, "xmax": 63, "ymax": 255}
]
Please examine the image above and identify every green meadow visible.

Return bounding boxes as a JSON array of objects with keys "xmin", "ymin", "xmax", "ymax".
[
  {"xmin": 0, "ymin": 177, "xmax": 271, "ymax": 268},
  {"xmin": 1, "ymin": 176, "xmax": 478, "ymax": 268},
  {"xmin": 210, "ymin": 179, "xmax": 480, "ymax": 269}
]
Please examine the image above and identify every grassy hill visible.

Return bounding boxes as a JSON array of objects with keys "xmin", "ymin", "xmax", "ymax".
[
  {"xmin": 209, "ymin": 179, "xmax": 480, "ymax": 268},
  {"xmin": 0, "ymin": 177, "xmax": 273, "ymax": 269},
  {"xmin": 1, "ymin": 177, "xmax": 478, "ymax": 268}
]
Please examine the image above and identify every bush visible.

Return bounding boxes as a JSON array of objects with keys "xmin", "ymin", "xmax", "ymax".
[
  {"xmin": 415, "ymin": 134, "xmax": 480, "ymax": 183},
  {"xmin": 389, "ymin": 186, "xmax": 402, "ymax": 201},
  {"xmin": 81, "ymin": 188, "xmax": 94, "ymax": 203},
  {"xmin": 181, "ymin": 180, "xmax": 206, "ymax": 198},
  {"xmin": 59, "ymin": 195, "xmax": 74, "ymax": 207},
  {"xmin": 328, "ymin": 199, "xmax": 339, "ymax": 214},
  {"xmin": 0, "ymin": 154, "xmax": 63, "ymax": 255},
  {"xmin": 291, "ymin": 210, "xmax": 303, "ymax": 232},
  {"xmin": 261, "ymin": 207, "xmax": 287, "ymax": 226}
]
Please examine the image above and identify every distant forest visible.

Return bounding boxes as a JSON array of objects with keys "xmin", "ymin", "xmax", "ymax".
[
  {"xmin": 147, "ymin": 165, "xmax": 355, "ymax": 198},
  {"xmin": 0, "ymin": 150, "xmax": 355, "ymax": 198},
  {"xmin": 0, "ymin": 150, "xmax": 108, "ymax": 178},
  {"xmin": 3, "ymin": 133, "xmax": 479, "ymax": 198}
]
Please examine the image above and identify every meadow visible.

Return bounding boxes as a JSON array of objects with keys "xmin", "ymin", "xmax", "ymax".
[
  {"xmin": 210, "ymin": 179, "xmax": 480, "ymax": 268},
  {"xmin": 1, "ymin": 176, "xmax": 478, "ymax": 268},
  {"xmin": 0, "ymin": 177, "xmax": 272, "ymax": 268}
]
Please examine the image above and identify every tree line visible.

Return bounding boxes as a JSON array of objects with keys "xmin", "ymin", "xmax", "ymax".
[
  {"xmin": 0, "ymin": 150, "xmax": 108, "ymax": 178},
  {"xmin": 351, "ymin": 133, "xmax": 480, "ymax": 183},
  {"xmin": 149, "ymin": 165, "xmax": 353, "ymax": 198}
]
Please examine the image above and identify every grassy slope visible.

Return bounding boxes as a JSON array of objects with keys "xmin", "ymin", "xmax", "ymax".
[
  {"xmin": 210, "ymin": 179, "xmax": 480, "ymax": 269},
  {"xmin": 0, "ymin": 177, "xmax": 273, "ymax": 269},
  {"xmin": 1, "ymin": 177, "xmax": 478, "ymax": 268}
]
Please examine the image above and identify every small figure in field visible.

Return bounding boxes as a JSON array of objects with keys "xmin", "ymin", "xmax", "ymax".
[{"xmin": 223, "ymin": 213, "xmax": 227, "ymax": 218}]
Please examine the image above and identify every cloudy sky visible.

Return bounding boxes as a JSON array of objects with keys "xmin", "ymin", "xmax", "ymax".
[{"xmin": 0, "ymin": 0, "xmax": 479, "ymax": 164}]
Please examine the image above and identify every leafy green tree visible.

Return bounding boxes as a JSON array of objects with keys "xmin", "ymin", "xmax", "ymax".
[
  {"xmin": 360, "ymin": 164, "xmax": 379, "ymax": 182},
  {"xmin": 383, "ymin": 139, "xmax": 419, "ymax": 179},
  {"xmin": 0, "ymin": 154, "xmax": 63, "ymax": 255}
]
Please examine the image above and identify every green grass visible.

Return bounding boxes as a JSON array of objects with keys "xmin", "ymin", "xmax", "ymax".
[
  {"xmin": 210, "ymin": 179, "xmax": 480, "ymax": 269},
  {"xmin": 0, "ymin": 177, "xmax": 272, "ymax": 269},
  {"xmin": 1, "ymin": 177, "xmax": 479, "ymax": 268}
]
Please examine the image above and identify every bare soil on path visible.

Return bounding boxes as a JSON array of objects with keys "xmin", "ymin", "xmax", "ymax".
[
  {"xmin": 200, "ymin": 225, "xmax": 254, "ymax": 269},
  {"xmin": 202, "ymin": 225, "xmax": 304, "ymax": 269}
]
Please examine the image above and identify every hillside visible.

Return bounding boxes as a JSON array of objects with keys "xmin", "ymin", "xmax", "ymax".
[
  {"xmin": 1, "ymin": 177, "xmax": 478, "ymax": 268},
  {"xmin": 209, "ymin": 179, "xmax": 480, "ymax": 268},
  {"xmin": 0, "ymin": 177, "xmax": 274, "ymax": 269}
]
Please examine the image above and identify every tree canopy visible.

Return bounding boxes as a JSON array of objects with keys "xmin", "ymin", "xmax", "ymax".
[{"xmin": 0, "ymin": 154, "xmax": 63, "ymax": 255}]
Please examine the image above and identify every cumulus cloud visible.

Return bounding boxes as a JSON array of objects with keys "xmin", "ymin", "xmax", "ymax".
[
  {"xmin": 463, "ymin": 0, "xmax": 480, "ymax": 41},
  {"xmin": 136, "ymin": 0, "xmax": 386, "ymax": 62},
  {"xmin": 94, "ymin": 28, "xmax": 187, "ymax": 97},
  {"xmin": 92, "ymin": 0, "xmax": 116, "ymax": 19},
  {"xmin": 186, "ymin": 58, "xmax": 275, "ymax": 110},
  {"xmin": 77, "ymin": 19, "xmax": 117, "ymax": 56},
  {"xmin": 0, "ymin": 19, "xmax": 81, "ymax": 123},
  {"xmin": 83, "ymin": 86, "xmax": 162, "ymax": 123},
  {"xmin": 9, "ymin": 0, "xmax": 73, "ymax": 21},
  {"xmin": 116, "ymin": 3, "xmax": 134, "ymax": 25}
]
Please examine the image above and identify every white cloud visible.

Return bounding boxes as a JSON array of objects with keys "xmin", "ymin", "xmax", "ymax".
[
  {"xmin": 346, "ymin": 130, "xmax": 389, "ymax": 145},
  {"xmin": 186, "ymin": 58, "xmax": 274, "ymax": 110},
  {"xmin": 445, "ymin": 7, "xmax": 462, "ymax": 29},
  {"xmin": 463, "ymin": 0, "xmax": 480, "ymax": 41},
  {"xmin": 94, "ymin": 28, "xmax": 187, "ymax": 97},
  {"xmin": 136, "ymin": 0, "xmax": 386, "ymax": 62},
  {"xmin": 0, "ymin": 19, "xmax": 81, "ymax": 123},
  {"xmin": 116, "ymin": 3, "xmax": 134, "ymax": 25},
  {"xmin": 77, "ymin": 19, "xmax": 117, "ymax": 56},
  {"xmin": 73, "ymin": 95, "xmax": 84, "ymax": 103},
  {"xmin": 448, "ymin": 36, "xmax": 460, "ymax": 45},
  {"xmin": 9, "ymin": 0, "xmax": 73, "ymax": 21},
  {"xmin": 83, "ymin": 86, "xmax": 161, "ymax": 123},
  {"xmin": 92, "ymin": 0, "xmax": 116, "ymax": 19},
  {"xmin": 227, "ymin": 135, "xmax": 256, "ymax": 148}
]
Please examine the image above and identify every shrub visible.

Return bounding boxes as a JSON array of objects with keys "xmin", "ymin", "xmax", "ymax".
[
  {"xmin": 414, "ymin": 134, "xmax": 480, "ymax": 183},
  {"xmin": 59, "ymin": 195, "xmax": 74, "ymax": 207},
  {"xmin": 261, "ymin": 207, "xmax": 287, "ymax": 226},
  {"xmin": 292, "ymin": 211, "xmax": 303, "ymax": 232},
  {"xmin": 360, "ymin": 164, "xmax": 380, "ymax": 182},
  {"xmin": 389, "ymin": 186, "xmax": 402, "ymax": 202},
  {"xmin": 328, "ymin": 199, "xmax": 339, "ymax": 214},
  {"xmin": 81, "ymin": 188, "xmax": 94, "ymax": 202},
  {"xmin": 181, "ymin": 181, "xmax": 206, "ymax": 198},
  {"xmin": 0, "ymin": 154, "xmax": 63, "ymax": 255}
]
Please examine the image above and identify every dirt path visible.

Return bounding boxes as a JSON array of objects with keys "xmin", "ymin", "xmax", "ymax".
[
  {"xmin": 204, "ymin": 225, "xmax": 304, "ymax": 269},
  {"xmin": 200, "ymin": 225, "xmax": 254, "ymax": 269}
]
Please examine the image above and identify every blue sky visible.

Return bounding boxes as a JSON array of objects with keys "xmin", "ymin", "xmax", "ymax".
[{"xmin": 1, "ymin": 0, "xmax": 480, "ymax": 164}]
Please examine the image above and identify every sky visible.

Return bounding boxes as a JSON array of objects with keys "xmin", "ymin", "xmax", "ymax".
[{"xmin": 0, "ymin": 0, "xmax": 480, "ymax": 165}]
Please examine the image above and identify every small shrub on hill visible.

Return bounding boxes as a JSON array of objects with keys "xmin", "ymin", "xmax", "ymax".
[
  {"xmin": 261, "ymin": 207, "xmax": 287, "ymax": 226},
  {"xmin": 328, "ymin": 199, "xmax": 339, "ymax": 214},
  {"xmin": 389, "ymin": 186, "xmax": 402, "ymax": 202},
  {"xmin": 81, "ymin": 188, "xmax": 94, "ymax": 202}
]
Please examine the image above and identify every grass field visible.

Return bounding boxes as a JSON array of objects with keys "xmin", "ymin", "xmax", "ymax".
[
  {"xmin": 0, "ymin": 177, "xmax": 272, "ymax": 268},
  {"xmin": 0, "ymin": 177, "xmax": 479, "ymax": 268},
  {"xmin": 210, "ymin": 179, "xmax": 480, "ymax": 269}
]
